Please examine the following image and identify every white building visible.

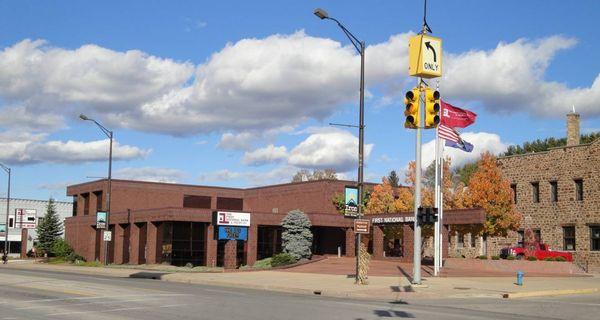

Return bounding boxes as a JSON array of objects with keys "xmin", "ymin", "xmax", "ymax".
[{"xmin": 0, "ymin": 198, "xmax": 73, "ymax": 256}]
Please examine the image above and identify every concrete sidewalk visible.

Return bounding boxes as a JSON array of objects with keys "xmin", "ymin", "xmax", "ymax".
[{"xmin": 3, "ymin": 261, "xmax": 599, "ymax": 301}]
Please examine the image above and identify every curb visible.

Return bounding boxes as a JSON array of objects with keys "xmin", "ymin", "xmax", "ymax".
[{"xmin": 502, "ymin": 288, "xmax": 599, "ymax": 299}]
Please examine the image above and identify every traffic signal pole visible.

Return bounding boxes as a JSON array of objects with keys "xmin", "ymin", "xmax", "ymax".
[{"xmin": 412, "ymin": 79, "xmax": 423, "ymax": 285}]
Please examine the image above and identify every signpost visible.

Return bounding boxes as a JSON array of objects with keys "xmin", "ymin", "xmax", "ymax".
[
  {"xmin": 103, "ymin": 230, "xmax": 112, "ymax": 242},
  {"xmin": 344, "ymin": 186, "xmax": 359, "ymax": 217},
  {"xmin": 96, "ymin": 211, "xmax": 107, "ymax": 229},
  {"xmin": 353, "ymin": 219, "xmax": 370, "ymax": 234}
]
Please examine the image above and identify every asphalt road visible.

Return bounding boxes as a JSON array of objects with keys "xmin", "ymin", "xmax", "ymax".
[{"xmin": 0, "ymin": 268, "xmax": 598, "ymax": 320}]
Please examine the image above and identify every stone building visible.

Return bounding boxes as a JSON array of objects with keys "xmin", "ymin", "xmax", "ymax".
[{"xmin": 495, "ymin": 112, "xmax": 599, "ymax": 271}]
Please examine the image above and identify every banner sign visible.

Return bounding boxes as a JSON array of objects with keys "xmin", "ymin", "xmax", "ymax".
[
  {"xmin": 344, "ymin": 186, "xmax": 359, "ymax": 217},
  {"xmin": 371, "ymin": 216, "xmax": 415, "ymax": 224},
  {"xmin": 218, "ymin": 226, "xmax": 248, "ymax": 241},
  {"xmin": 216, "ymin": 211, "xmax": 250, "ymax": 227},
  {"xmin": 354, "ymin": 219, "xmax": 371, "ymax": 234},
  {"xmin": 96, "ymin": 211, "xmax": 107, "ymax": 229},
  {"xmin": 14, "ymin": 209, "xmax": 37, "ymax": 229}
]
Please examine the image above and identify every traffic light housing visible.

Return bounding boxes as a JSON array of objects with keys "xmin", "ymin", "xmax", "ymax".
[
  {"xmin": 404, "ymin": 88, "xmax": 420, "ymax": 129},
  {"xmin": 425, "ymin": 89, "xmax": 440, "ymax": 128},
  {"xmin": 418, "ymin": 207, "xmax": 438, "ymax": 225}
]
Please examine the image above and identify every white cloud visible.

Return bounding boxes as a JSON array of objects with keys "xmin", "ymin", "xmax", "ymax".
[
  {"xmin": 217, "ymin": 132, "xmax": 256, "ymax": 150},
  {"xmin": 421, "ymin": 132, "xmax": 509, "ymax": 169},
  {"xmin": 115, "ymin": 167, "xmax": 185, "ymax": 183},
  {"xmin": 288, "ymin": 128, "xmax": 373, "ymax": 172},
  {"xmin": 0, "ymin": 137, "xmax": 150, "ymax": 165},
  {"xmin": 242, "ymin": 144, "xmax": 288, "ymax": 166}
]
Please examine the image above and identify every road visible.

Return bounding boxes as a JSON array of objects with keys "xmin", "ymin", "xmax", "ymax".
[{"xmin": 0, "ymin": 268, "xmax": 598, "ymax": 320}]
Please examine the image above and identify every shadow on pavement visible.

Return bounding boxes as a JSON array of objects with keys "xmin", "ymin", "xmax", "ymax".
[{"xmin": 129, "ymin": 272, "xmax": 170, "ymax": 280}]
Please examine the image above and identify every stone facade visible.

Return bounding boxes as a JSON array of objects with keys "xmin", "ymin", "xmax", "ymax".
[{"xmin": 497, "ymin": 125, "xmax": 600, "ymax": 271}]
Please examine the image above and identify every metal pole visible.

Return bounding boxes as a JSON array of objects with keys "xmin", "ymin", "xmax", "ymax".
[
  {"xmin": 434, "ymin": 126, "xmax": 440, "ymax": 276},
  {"xmin": 413, "ymin": 79, "xmax": 422, "ymax": 284},
  {"xmin": 439, "ymin": 146, "xmax": 444, "ymax": 267},
  {"xmin": 355, "ymin": 41, "xmax": 366, "ymax": 283},
  {"xmin": 3, "ymin": 167, "xmax": 10, "ymax": 263},
  {"xmin": 104, "ymin": 131, "xmax": 113, "ymax": 266}
]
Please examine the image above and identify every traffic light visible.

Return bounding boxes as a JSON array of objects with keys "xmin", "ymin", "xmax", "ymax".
[
  {"xmin": 404, "ymin": 88, "xmax": 420, "ymax": 129},
  {"xmin": 424, "ymin": 88, "xmax": 440, "ymax": 128},
  {"xmin": 418, "ymin": 207, "xmax": 438, "ymax": 225}
]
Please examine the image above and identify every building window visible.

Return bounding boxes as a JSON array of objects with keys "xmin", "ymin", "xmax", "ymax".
[
  {"xmin": 517, "ymin": 230, "xmax": 524, "ymax": 247},
  {"xmin": 533, "ymin": 229, "xmax": 541, "ymax": 243},
  {"xmin": 457, "ymin": 233, "xmax": 464, "ymax": 248},
  {"xmin": 216, "ymin": 197, "xmax": 243, "ymax": 211},
  {"xmin": 510, "ymin": 184, "xmax": 517, "ymax": 204},
  {"xmin": 8, "ymin": 218, "xmax": 14, "ymax": 228},
  {"xmin": 470, "ymin": 233, "xmax": 476, "ymax": 248},
  {"xmin": 82, "ymin": 193, "xmax": 90, "ymax": 216},
  {"xmin": 72, "ymin": 195, "xmax": 78, "ymax": 217},
  {"xmin": 550, "ymin": 181, "xmax": 558, "ymax": 202},
  {"xmin": 531, "ymin": 182, "xmax": 540, "ymax": 203},
  {"xmin": 94, "ymin": 191, "xmax": 103, "ymax": 212},
  {"xmin": 563, "ymin": 226, "xmax": 575, "ymax": 251},
  {"xmin": 575, "ymin": 179, "xmax": 583, "ymax": 201},
  {"xmin": 183, "ymin": 195, "xmax": 211, "ymax": 209},
  {"xmin": 591, "ymin": 227, "xmax": 600, "ymax": 251}
]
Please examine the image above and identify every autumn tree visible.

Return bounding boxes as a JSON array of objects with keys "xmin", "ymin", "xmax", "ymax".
[
  {"xmin": 365, "ymin": 178, "xmax": 395, "ymax": 214},
  {"xmin": 468, "ymin": 152, "xmax": 521, "ymax": 236}
]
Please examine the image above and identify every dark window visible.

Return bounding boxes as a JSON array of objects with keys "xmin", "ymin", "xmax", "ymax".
[
  {"xmin": 517, "ymin": 230, "xmax": 525, "ymax": 247},
  {"xmin": 8, "ymin": 218, "xmax": 14, "ymax": 228},
  {"xmin": 82, "ymin": 193, "xmax": 90, "ymax": 216},
  {"xmin": 94, "ymin": 191, "xmax": 103, "ymax": 212},
  {"xmin": 591, "ymin": 227, "xmax": 600, "ymax": 251},
  {"xmin": 531, "ymin": 182, "xmax": 540, "ymax": 203},
  {"xmin": 575, "ymin": 179, "xmax": 583, "ymax": 201},
  {"xmin": 550, "ymin": 181, "xmax": 558, "ymax": 202},
  {"xmin": 72, "ymin": 196, "xmax": 78, "ymax": 217},
  {"xmin": 510, "ymin": 184, "xmax": 517, "ymax": 204},
  {"xmin": 183, "ymin": 195, "xmax": 211, "ymax": 209},
  {"xmin": 470, "ymin": 233, "xmax": 477, "ymax": 248},
  {"xmin": 563, "ymin": 226, "xmax": 575, "ymax": 251},
  {"xmin": 533, "ymin": 229, "xmax": 541, "ymax": 243},
  {"xmin": 216, "ymin": 197, "xmax": 243, "ymax": 211},
  {"xmin": 457, "ymin": 233, "xmax": 464, "ymax": 248}
]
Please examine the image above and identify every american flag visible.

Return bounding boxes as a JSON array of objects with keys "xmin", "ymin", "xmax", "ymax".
[{"xmin": 438, "ymin": 124, "xmax": 459, "ymax": 142}]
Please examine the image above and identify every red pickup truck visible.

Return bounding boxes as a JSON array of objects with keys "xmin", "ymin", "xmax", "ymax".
[{"xmin": 500, "ymin": 242, "xmax": 573, "ymax": 261}]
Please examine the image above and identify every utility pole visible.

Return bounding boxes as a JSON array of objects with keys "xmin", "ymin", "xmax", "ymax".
[
  {"xmin": 1, "ymin": 163, "xmax": 10, "ymax": 263},
  {"xmin": 412, "ymin": 78, "xmax": 423, "ymax": 284}
]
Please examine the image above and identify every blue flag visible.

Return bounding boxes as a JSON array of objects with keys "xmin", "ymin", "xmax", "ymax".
[{"xmin": 445, "ymin": 139, "xmax": 474, "ymax": 152}]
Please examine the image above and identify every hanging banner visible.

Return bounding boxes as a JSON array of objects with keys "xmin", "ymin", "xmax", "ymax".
[
  {"xmin": 344, "ymin": 186, "xmax": 359, "ymax": 217},
  {"xmin": 218, "ymin": 226, "xmax": 248, "ymax": 241},
  {"xmin": 96, "ymin": 211, "xmax": 107, "ymax": 229}
]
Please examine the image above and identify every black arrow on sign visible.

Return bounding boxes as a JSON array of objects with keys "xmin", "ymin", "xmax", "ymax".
[{"xmin": 425, "ymin": 41, "xmax": 437, "ymax": 62}]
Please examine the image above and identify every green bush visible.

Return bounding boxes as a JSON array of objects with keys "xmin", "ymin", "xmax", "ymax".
[
  {"xmin": 544, "ymin": 257, "xmax": 555, "ymax": 261},
  {"xmin": 491, "ymin": 255, "xmax": 500, "ymax": 260},
  {"xmin": 66, "ymin": 252, "xmax": 85, "ymax": 263},
  {"xmin": 271, "ymin": 253, "xmax": 297, "ymax": 267},
  {"xmin": 555, "ymin": 256, "xmax": 566, "ymax": 262},
  {"xmin": 477, "ymin": 255, "xmax": 487, "ymax": 260},
  {"xmin": 527, "ymin": 256, "xmax": 538, "ymax": 261},
  {"xmin": 506, "ymin": 255, "xmax": 516, "ymax": 260},
  {"xmin": 51, "ymin": 238, "xmax": 73, "ymax": 258},
  {"xmin": 252, "ymin": 257, "xmax": 273, "ymax": 269}
]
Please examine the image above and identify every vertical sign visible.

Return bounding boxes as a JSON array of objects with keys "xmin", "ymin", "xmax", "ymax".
[
  {"xmin": 96, "ymin": 211, "xmax": 107, "ymax": 229},
  {"xmin": 344, "ymin": 186, "xmax": 359, "ymax": 217}
]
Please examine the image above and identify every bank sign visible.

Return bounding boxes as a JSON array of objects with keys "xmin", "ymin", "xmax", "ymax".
[
  {"xmin": 371, "ymin": 216, "xmax": 415, "ymax": 224},
  {"xmin": 216, "ymin": 211, "xmax": 251, "ymax": 227},
  {"xmin": 218, "ymin": 226, "xmax": 248, "ymax": 241}
]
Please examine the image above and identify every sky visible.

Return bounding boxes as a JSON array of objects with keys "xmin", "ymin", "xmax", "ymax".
[{"xmin": 0, "ymin": 0, "xmax": 599, "ymax": 202}]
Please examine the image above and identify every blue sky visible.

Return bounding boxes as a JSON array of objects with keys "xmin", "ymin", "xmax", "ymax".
[{"xmin": 1, "ymin": 1, "xmax": 599, "ymax": 202}]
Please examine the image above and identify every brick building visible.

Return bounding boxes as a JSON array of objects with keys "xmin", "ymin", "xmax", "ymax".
[
  {"xmin": 496, "ymin": 112, "xmax": 600, "ymax": 271},
  {"xmin": 64, "ymin": 179, "xmax": 484, "ymax": 268}
]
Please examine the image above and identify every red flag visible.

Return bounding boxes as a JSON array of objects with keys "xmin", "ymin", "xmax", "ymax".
[{"xmin": 440, "ymin": 100, "xmax": 477, "ymax": 128}]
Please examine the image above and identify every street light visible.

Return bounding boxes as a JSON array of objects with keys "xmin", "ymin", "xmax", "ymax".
[
  {"xmin": 0, "ymin": 163, "xmax": 10, "ymax": 264},
  {"xmin": 314, "ymin": 8, "xmax": 366, "ymax": 283},
  {"xmin": 80, "ymin": 114, "xmax": 113, "ymax": 265}
]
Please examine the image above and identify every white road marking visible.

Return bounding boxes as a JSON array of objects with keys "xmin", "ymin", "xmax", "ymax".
[
  {"xmin": 20, "ymin": 293, "xmax": 190, "ymax": 304},
  {"xmin": 159, "ymin": 304, "xmax": 189, "ymax": 308},
  {"xmin": 15, "ymin": 297, "xmax": 167, "ymax": 310}
]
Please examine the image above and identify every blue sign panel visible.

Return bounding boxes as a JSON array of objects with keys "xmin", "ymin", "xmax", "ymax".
[{"xmin": 218, "ymin": 226, "xmax": 248, "ymax": 241}]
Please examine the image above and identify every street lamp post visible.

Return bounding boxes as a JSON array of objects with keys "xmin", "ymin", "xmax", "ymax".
[
  {"xmin": 80, "ymin": 114, "xmax": 113, "ymax": 266},
  {"xmin": 1, "ymin": 163, "xmax": 10, "ymax": 264},
  {"xmin": 314, "ymin": 8, "xmax": 366, "ymax": 283}
]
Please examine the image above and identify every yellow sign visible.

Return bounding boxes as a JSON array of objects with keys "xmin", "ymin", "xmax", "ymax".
[{"xmin": 409, "ymin": 34, "xmax": 442, "ymax": 78}]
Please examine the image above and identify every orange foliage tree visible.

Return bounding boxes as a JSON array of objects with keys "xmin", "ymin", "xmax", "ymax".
[
  {"xmin": 468, "ymin": 152, "xmax": 521, "ymax": 236},
  {"xmin": 365, "ymin": 178, "xmax": 395, "ymax": 214}
]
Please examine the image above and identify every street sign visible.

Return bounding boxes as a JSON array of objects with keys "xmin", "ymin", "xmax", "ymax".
[
  {"xmin": 103, "ymin": 230, "xmax": 112, "ymax": 241},
  {"xmin": 217, "ymin": 226, "xmax": 248, "ymax": 241},
  {"xmin": 215, "ymin": 211, "xmax": 251, "ymax": 227},
  {"xmin": 344, "ymin": 186, "xmax": 359, "ymax": 217},
  {"xmin": 409, "ymin": 34, "xmax": 442, "ymax": 78},
  {"xmin": 354, "ymin": 219, "xmax": 371, "ymax": 234},
  {"xmin": 96, "ymin": 211, "xmax": 107, "ymax": 229},
  {"xmin": 14, "ymin": 209, "xmax": 37, "ymax": 229}
]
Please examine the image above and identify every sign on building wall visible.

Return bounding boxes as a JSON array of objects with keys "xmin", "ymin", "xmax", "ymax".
[
  {"xmin": 344, "ymin": 186, "xmax": 359, "ymax": 217},
  {"xmin": 96, "ymin": 211, "xmax": 107, "ymax": 229},
  {"xmin": 13, "ymin": 209, "xmax": 37, "ymax": 229},
  {"xmin": 215, "ymin": 211, "xmax": 250, "ymax": 227},
  {"xmin": 0, "ymin": 224, "xmax": 6, "ymax": 234},
  {"xmin": 218, "ymin": 226, "xmax": 248, "ymax": 241},
  {"xmin": 371, "ymin": 216, "xmax": 415, "ymax": 224}
]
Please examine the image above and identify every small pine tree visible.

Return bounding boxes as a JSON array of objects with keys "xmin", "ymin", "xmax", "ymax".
[
  {"xmin": 36, "ymin": 198, "xmax": 64, "ymax": 255},
  {"xmin": 281, "ymin": 210, "xmax": 313, "ymax": 260}
]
